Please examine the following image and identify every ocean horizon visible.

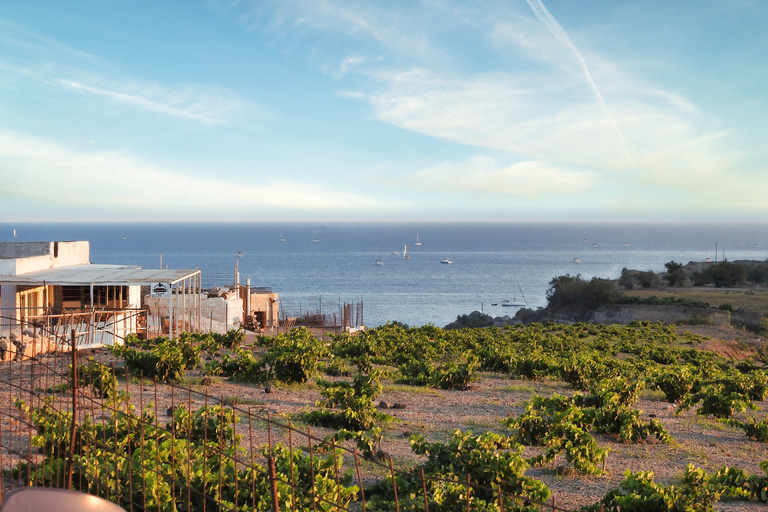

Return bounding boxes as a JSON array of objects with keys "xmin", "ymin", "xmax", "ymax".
[{"xmin": 2, "ymin": 221, "xmax": 767, "ymax": 328}]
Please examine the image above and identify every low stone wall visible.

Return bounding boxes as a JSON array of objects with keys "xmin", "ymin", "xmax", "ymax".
[{"xmin": 591, "ymin": 305, "xmax": 731, "ymax": 325}]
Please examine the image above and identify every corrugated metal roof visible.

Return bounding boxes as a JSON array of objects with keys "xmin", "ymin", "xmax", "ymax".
[{"xmin": 0, "ymin": 264, "xmax": 200, "ymax": 286}]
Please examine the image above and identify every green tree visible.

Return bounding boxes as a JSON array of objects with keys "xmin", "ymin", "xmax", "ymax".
[{"xmin": 664, "ymin": 261, "xmax": 687, "ymax": 287}]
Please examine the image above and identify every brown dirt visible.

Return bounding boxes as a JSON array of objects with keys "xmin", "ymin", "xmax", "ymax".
[{"xmin": 4, "ymin": 326, "xmax": 768, "ymax": 511}]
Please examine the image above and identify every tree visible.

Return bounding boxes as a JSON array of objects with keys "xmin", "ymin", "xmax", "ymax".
[
  {"xmin": 619, "ymin": 268, "xmax": 635, "ymax": 289},
  {"xmin": 664, "ymin": 260, "xmax": 687, "ymax": 287},
  {"xmin": 635, "ymin": 270, "xmax": 659, "ymax": 288},
  {"xmin": 546, "ymin": 274, "xmax": 621, "ymax": 314},
  {"xmin": 702, "ymin": 262, "xmax": 748, "ymax": 288}
]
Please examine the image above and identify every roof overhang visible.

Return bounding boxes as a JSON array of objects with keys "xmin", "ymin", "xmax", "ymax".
[{"xmin": 0, "ymin": 264, "xmax": 200, "ymax": 286}]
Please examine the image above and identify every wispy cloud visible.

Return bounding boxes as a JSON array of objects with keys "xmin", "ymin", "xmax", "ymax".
[
  {"xmin": 0, "ymin": 130, "xmax": 392, "ymax": 216},
  {"xmin": 407, "ymin": 156, "xmax": 599, "ymax": 198},
  {"xmin": 525, "ymin": 0, "xmax": 631, "ymax": 161},
  {"xmin": 53, "ymin": 77, "xmax": 254, "ymax": 125}
]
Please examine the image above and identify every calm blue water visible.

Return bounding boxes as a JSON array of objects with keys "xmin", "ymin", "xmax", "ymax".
[{"xmin": 2, "ymin": 222, "xmax": 767, "ymax": 327}]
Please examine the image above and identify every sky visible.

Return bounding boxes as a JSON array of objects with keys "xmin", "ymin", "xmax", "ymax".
[{"xmin": 0, "ymin": 0, "xmax": 766, "ymax": 222}]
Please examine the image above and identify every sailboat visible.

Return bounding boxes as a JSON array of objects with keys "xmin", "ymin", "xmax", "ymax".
[
  {"xmin": 501, "ymin": 275, "xmax": 527, "ymax": 307},
  {"xmin": 415, "ymin": 234, "xmax": 422, "ymax": 246},
  {"xmin": 279, "ymin": 232, "xmax": 286, "ymax": 242},
  {"xmin": 312, "ymin": 231, "xmax": 320, "ymax": 242},
  {"xmin": 373, "ymin": 248, "xmax": 384, "ymax": 266},
  {"xmin": 403, "ymin": 245, "xmax": 410, "ymax": 260},
  {"xmin": 13, "ymin": 229, "xmax": 17, "ymax": 238}
]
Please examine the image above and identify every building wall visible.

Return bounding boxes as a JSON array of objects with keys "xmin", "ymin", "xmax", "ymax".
[
  {"xmin": 0, "ymin": 241, "xmax": 90, "ymax": 275},
  {"xmin": 145, "ymin": 293, "xmax": 243, "ymax": 335},
  {"xmin": 250, "ymin": 292, "xmax": 279, "ymax": 326}
]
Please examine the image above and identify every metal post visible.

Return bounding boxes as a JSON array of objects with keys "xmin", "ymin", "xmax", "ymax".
[{"xmin": 66, "ymin": 329, "xmax": 77, "ymax": 489}]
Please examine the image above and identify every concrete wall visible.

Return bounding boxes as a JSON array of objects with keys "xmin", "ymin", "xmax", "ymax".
[
  {"xmin": 0, "ymin": 241, "xmax": 90, "ymax": 276},
  {"xmin": 145, "ymin": 293, "xmax": 244, "ymax": 335}
]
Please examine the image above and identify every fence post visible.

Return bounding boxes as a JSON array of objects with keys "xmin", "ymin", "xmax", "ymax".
[
  {"xmin": 66, "ymin": 329, "xmax": 77, "ymax": 489},
  {"xmin": 388, "ymin": 457, "xmax": 400, "ymax": 512},
  {"xmin": 268, "ymin": 455, "xmax": 280, "ymax": 512}
]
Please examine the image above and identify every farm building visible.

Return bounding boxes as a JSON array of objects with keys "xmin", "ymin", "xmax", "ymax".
[{"xmin": 0, "ymin": 241, "xmax": 278, "ymax": 357}]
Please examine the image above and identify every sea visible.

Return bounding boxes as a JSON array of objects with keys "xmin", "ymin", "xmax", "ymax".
[{"xmin": 2, "ymin": 221, "xmax": 767, "ymax": 328}]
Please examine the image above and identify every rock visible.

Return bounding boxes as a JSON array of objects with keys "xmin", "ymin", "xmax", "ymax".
[
  {"xmin": 365, "ymin": 449, "xmax": 390, "ymax": 462},
  {"xmin": 201, "ymin": 376, "xmax": 212, "ymax": 386},
  {"xmin": 264, "ymin": 385, "xmax": 272, "ymax": 393},
  {"xmin": 377, "ymin": 401, "xmax": 391, "ymax": 409},
  {"xmin": 166, "ymin": 406, "xmax": 176, "ymax": 416},
  {"xmin": 391, "ymin": 403, "xmax": 407, "ymax": 409}
]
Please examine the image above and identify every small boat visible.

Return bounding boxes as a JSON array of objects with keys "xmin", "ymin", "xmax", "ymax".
[
  {"xmin": 120, "ymin": 235, "xmax": 126, "ymax": 240},
  {"xmin": 391, "ymin": 250, "xmax": 399, "ymax": 255},
  {"xmin": 490, "ymin": 303, "xmax": 498, "ymax": 306},
  {"xmin": 573, "ymin": 257, "xmax": 582, "ymax": 264},
  {"xmin": 373, "ymin": 249, "xmax": 384, "ymax": 266},
  {"xmin": 622, "ymin": 242, "xmax": 630, "ymax": 247},
  {"xmin": 440, "ymin": 259, "xmax": 452, "ymax": 264},
  {"xmin": 415, "ymin": 234, "xmax": 422, "ymax": 246},
  {"xmin": 312, "ymin": 231, "xmax": 320, "ymax": 242},
  {"xmin": 13, "ymin": 229, "xmax": 17, "ymax": 238},
  {"xmin": 592, "ymin": 243, "xmax": 598, "ymax": 248},
  {"xmin": 501, "ymin": 275, "xmax": 527, "ymax": 307},
  {"xmin": 279, "ymin": 232, "xmax": 286, "ymax": 242},
  {"xmin": 403, "ymin": 245, "xmax": 410, "ymax": 260}
]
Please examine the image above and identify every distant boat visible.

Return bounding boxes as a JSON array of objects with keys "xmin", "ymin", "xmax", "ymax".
[
  {"xmin": 582, "ymin": 238, "xmax": 587, "ymax": 243},
  {"xmin": 415, "ymin": 234, "xmax": 422, "ymax": 246},
  {"xmin": 403, "ymin": 245, "xmax": 410, "ymax": 260},
  {"xmin": 120, "ymin": 235, "xmax": 126, "ymax": 240},
  {"xmin": 391, "ymin": 250, "xmax": 399, "ymax": 255},
  {"xmin": 279, "ymin": 232, "xmax": 286, "ymax": 242},
  {"xmin": 592, "ymin": 243, "xmax": 598, "ymax": 248},
  {"xmin": 622, "ymin": 242, "xmax": 630, "ymax": 247},
  {"xmin": 373, "ymin": 249, "xmax": 384, "ymax": 266},
  {"xmin": 501, "ymin": 275, "xmax": 527, "ymax": 307},
  {"xmin": 13, "ymin": 229, "xmax": 17, "ymax": 238},
  {"xmin": 440, "ymin": 259, "xmax": 452, "ymax": 264},
  {"xmin": 573, "ymin": 257, "xmax": 582, "ymax": 264},
  {"xmin": 312, "ymin": 231, "xmax": 320, "ymax": 243}
]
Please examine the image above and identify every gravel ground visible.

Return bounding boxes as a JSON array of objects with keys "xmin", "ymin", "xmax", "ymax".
[{"xmin": 2, "ymin": 328, "xmax": 768, "ymax": 511}]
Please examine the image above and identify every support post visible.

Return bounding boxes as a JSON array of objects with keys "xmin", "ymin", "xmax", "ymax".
[{"xmin": 66, "ymin": 329, "xmax": 77, "ymax": 489}]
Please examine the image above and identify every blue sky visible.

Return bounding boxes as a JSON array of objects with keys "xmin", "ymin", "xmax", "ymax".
[{"xmin": 1, "ymin": 0, "xmax": 766, "ymax": 222}]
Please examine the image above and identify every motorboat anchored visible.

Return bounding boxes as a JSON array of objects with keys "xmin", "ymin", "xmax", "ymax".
[{"xmin": 440, "ymin": 259, "xmax": 452, "ymax": 264}]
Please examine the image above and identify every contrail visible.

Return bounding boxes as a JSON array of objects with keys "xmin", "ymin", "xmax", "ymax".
[{"xmin": 526, "ymin": 0, "xmax": 632, "ymax": 162}]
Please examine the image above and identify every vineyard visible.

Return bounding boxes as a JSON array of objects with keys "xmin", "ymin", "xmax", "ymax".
[{"xmin": 2, "ymin": 321, "xmax": 768, "ymax": 511}]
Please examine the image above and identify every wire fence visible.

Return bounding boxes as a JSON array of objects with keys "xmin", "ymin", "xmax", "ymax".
[
  {"xmin": 0, "ymin": 319, "xmax": 574, "ymax": 512},
  {"xmin": 278, "ymin": 299, "xmax": 366, "ymax": 334}
]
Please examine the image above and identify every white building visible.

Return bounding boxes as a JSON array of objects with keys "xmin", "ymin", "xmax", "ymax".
[{"xmin": 0, "ymin": 241, "xmax": 202, "ymax": 351}]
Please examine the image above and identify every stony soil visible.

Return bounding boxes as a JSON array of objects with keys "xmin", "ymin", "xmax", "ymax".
[{"xmin": 3, "ymin": 325, "xmax": 768, "ymax": 511}]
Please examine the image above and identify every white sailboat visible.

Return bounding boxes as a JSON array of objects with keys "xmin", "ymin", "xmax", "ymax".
[
  {"xmin": 312, "ymin": 231, "xmax": 320, "ymax": 242},
  {"xmin": 403, "ymin": 245, "xmax": 410, "ymax": 260},
  {"xmin": 13, "ymin": 229, "xmax": 17, "ymax": 238},
  {"xmin": 279, "ymin": 232, "xmax": 286, "ymax": 242},
  {"xmin": 415, "ymin": 234, "xmax": 422, "ymax": 246},
  {"xmin": 501, "ymin": 275, "xmax": 527, "ymax": 307},
  {"xmin": 373, "ymin": 248, "xmax": 384, "ymax": 266}
]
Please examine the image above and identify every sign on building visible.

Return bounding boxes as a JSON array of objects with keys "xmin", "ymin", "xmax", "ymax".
[{"xmin": 150, "ymin": 282, "xmax": 171, "ymax": 299}]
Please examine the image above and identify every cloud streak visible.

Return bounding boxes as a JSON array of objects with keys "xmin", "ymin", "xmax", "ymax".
[
  {"xmin": 53, "ymin": 76, "xmax": 259, "ymax": 126},
  {"xmin": 525, "ymin": 0, "xmax": 631, "ymax": 162},
  {"xmin": 0, "ymin": 130, "xmax": 392, "ymax": 217},
  {"xmin": 407, "ymin": 156, "xmax": 599, "ymax": 199}
]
